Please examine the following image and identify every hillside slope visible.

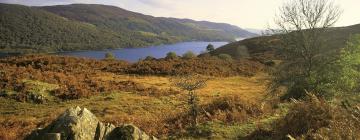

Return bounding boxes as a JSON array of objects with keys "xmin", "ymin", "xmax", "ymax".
[
  {"xmin": 0, "ymin": 3, "xmax": 174, "ymax": 53},
  {"xmin": 211, "ymin": 24, "xmax": 360, "ymax": 59},
  {"xmin": 168, "ymin": 18, "xmax": 258, "ymax": 38},
  {"xmin": 0, "ymin": 3, "xmax": 257, "ymax": 54},
  {"xmin": 41, "ymin": 4, "xmax": 256, "ymax": 41}
]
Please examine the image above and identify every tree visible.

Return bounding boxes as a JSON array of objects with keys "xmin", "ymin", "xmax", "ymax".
[
  {"xmin": 104, "ymin": 52, "xmax": 116, "ymax": 60},
  {"xmin": 171, "ymin": 74, "xmax": 208, "ymax": 127},
  {"xmin": 165, "ymin": 51, "xmax": 178, "ymax": 59},
  {"xmin": 182, "ymin": 51, "xmax": 196, "ymax": 59},
  {"xmin": 271, "ymin": 0, "xmax": 343, "ymax": 99},
  {"xmin": 327, "ymin": 35, "xmax": 360, "ymax": 97},
  {"xmin": 206, "ymin": 44, "xmax": 215, "ymax": 52}
]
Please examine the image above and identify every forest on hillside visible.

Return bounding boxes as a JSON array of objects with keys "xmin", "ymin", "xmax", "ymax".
[{"xmin": 0, "ymin": 3, "xmax": 257, "ymax": 54}]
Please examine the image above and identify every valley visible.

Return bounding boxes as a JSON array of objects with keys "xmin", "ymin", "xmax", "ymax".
[
  {"xmin": 1, "ymin": 0, "xmax": 360, "ymax": 140},
  {"xmin": 0, "ymin": 3, "xmax": 256, "ymax": 54}
]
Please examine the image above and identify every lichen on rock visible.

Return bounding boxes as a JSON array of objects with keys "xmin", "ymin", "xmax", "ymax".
[{"xmin": 26, "ymin": 106, "xmax": 157, "ymax": 140}]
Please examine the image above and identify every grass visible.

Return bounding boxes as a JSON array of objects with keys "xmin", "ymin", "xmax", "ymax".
[
  {"xmin": 21, "ymin": 79, "xmax": 59, "ymax": 101},
  {"xmin": 175, "ymin": 113, "xmax": 283, "ymax": 140},
  {"xmin": 185, "ymin": 102, "xmax": 291, "ymax": 140},
  {"xmin": 138, "ymin": 31, "xmax": 159, "ymax": 37},
  {"xmin": 0, "ymin": 73, "xmax": 270, "ymax": 139},
  {"xmin": 0, "ymin": 91, "xmax": 185, "ymax": 139},
  {"xmin": 106, "ymin": 73, "xmax": 269, "ymax": 103}
]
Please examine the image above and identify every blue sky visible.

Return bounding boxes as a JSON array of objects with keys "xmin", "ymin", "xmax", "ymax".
[{"xmin": 1, "ymin": 0, "xmax": 359, "ymax": 29}]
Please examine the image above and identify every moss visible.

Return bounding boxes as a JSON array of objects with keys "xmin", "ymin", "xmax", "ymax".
[
  {"xmin": 22, "ymin": 79, "xmax": 59, "ymax": 92},
  {"xmin": 21, "ymin": 79, "xmax": 59, "ymax": 101}
]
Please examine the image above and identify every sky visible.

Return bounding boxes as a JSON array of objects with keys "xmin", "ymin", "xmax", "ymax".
[{"xmin": 1, "ymin": 0, "xmax": 360, "ymax": 29}]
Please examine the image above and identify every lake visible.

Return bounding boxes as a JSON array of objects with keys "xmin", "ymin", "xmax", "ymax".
[{"xmin": 57, "ymin": 41, "xmax": 228, "ymax": 62}]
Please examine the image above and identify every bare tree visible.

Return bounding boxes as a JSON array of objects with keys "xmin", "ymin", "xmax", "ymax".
[
  {"xmin": 271, "ymin": 0, "xmax": 342, "ymax": 99},
  {"xmin": 171, "ymin": 74, "xmax": 208, "ymax": 127}
]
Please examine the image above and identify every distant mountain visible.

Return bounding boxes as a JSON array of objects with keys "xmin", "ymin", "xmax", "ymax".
[
  {"xmin": 41, "ymin": 4, "xmax": 257, "ymax": 41},
  {"xmin": 211, "ymin": 24, "xmax": 360, "ymax": 59},
  {"xmin": 245, "ymin": 28, "xmax": 264, "ymax": 35},
  {"xmin": 0, "ymin": 3, "xmax": 177, "ymax": 53},
  {"xmin": 0, "ymin": 3, "xmax": 256, "ymax": 54},
  {"xmin": 167, "ymin": 18, "xmax": 258, "ymax": 38}
]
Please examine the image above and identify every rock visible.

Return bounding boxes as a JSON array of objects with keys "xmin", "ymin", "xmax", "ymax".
[
  {"xmin": 95, "ymin": 122, "xmax": 116, "ymax": 140},
  {"xmin": 26, "ymin": 106, "xmax": 100, "ymax": 140},
  {"xmin": 107, "ymin": 124, "xmax": 157, "ymax": 140},
  {"xmin": 26, "ymin": 106, "xmax": 157, "ymax": 140}
]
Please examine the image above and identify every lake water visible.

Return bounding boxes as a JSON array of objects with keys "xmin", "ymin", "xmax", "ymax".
[
  {"xmin": 57, "ymin": 42, "xmax": 228, "ymax": 62},
  {"xmin": 0, "ymin": 53, "xmax": 20, "ymax": 58}
]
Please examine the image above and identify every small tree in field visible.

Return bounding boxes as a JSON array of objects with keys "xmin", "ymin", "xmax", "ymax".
[
  {"xmin": 165, "ymin": 51, "xmax": 178, "ymax": 59},
  {"xmin": 330, "ymin": 35, "xmax": 360, "ymax": 95},
  {"xmin": 206, "ymin": 44, "xmax": 215, "ymax": 52},
  {"xmin": 182, "ymin": 51, "xmax": 196, "ymax": 59},
  {"xmin": 171, "ymin": 74, "xmax": 209, "ymax": 127}
]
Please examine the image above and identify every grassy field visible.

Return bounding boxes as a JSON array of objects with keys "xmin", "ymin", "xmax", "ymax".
[
  {"xmin": 1, "ymin": 55, "xmax": 358, "ymax": 139},
  {"xmin": 0, "ymin": 72, "xmax": 273, "ymax": 139}
]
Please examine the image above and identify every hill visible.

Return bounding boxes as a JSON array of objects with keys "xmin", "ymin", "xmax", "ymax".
[
  {"xmin": 0, "ymin": 3, "xmax": 176, "ymax": 54},
  {"xmin": 41, "ymin": 4, "xmax": 256, "ymax": 42},
  {"xmin": 211, "ymin": 24, "xmax": 360, "ymax": 60},
  {"xmin": 167, "ymin": 18, "xmax": 258, "ymax": 38},
  {"xmin": 0, "ymin": 3, "xmax": 256, "ymax": 54}
]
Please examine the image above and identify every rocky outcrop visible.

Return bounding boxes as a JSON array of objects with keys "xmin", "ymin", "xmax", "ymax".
[
  {"xmin": 106, "ymin": 124, "xmax": 158, "ymax": 140},
  {"xmin": 95, "ymin": 122, "xmax": 116, "ymax": 140},
  {"xmin": 26, "ymin": 106, "xmax": 157, "ymax": 140}
]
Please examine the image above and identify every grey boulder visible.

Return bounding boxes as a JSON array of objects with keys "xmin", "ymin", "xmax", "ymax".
[{"xmin": 26, "ymin": 106, "xmax": 157, "ymax": 140}]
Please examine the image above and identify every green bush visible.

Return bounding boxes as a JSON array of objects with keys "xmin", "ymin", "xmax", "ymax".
[
  {"xmin": 104, "ymin": 52, "xmax": 116, "ymax": 60},
  {"xmin": 275, "ymin": 94, "xmax": 360, "ymax": 139},
  {"xmin": 165, "ymin": 52, "xmax": 178, "ymax": 59},
  {"xmin": 182, "ymin": 51, "xmax": 196, "ymax": 59},
  {"xmin": 144, "ymin": 56, "xmax": 156, "ymax": 61},
  {"xmin": 206, "ymin": 44, "xmax": 215, "ymax": 52},
  {"xmin": 218, "ymin": 54, "xmax": 232, "ymax": 61},
  {"xmin": 272, "ymin": 35, "xmax": 360, "ymax": 100}
]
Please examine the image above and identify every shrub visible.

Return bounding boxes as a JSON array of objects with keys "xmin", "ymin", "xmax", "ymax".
[
  {"xmin": 218, "ymin": 54, "xmax": 233, "ymax": 61},
  {"xmin": 104, "ymin": 52, "xmax": 116, "ymax": 60},
  {"xmin": 206, "ymin": 44, "xmax": 215, "ymax": 52},
  {"xmin": 271, "ymin": 33, "xmax": 360, "ymax": 100},
  {"xmin": 273, "ymin": 94, "xmax": 359, "ymax": 139},
  {"xmin": 203, "ymin": 96, "xmax": 262, "ymax": 123},
  {"xmin": 182, "ymin": 51, "xmax": 196, "ymax": 59},
  {"xmin": 144, "ymin": 56, "xmax": 156, "ymax": 61},
  {"xmin": 165, "ymin": 52, "xmax": 178, "ymax": 59},
  {"xmin": 172, "ymin": 74, "xmax": 208, "ymax": 127},
  {"xmin": 127, "ymin": 57, "xmax": 263, "ymax": 77}
]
